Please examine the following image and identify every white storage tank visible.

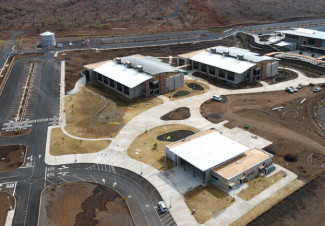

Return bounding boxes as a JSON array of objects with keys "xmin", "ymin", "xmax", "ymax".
[{"xmin": 40, "ymin": 31, "xmax": 56, "ymax": 47}]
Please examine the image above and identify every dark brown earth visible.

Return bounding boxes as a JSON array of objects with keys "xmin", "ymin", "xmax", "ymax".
[
  {"xmin": 39, "ymin": 182, "xmax": 134, "ymax": 226},
  {"xmin": 0, "ymin": 192, "xmax": 15, "ymax": 226},
  {"xmin": 263, "ymin": 69, "xmax": 298, "ymax": 85},
  {"xmin": 192, "ymin": 72, "xmax": 263, "ymax": 89},
  {"xmin": 160, "ymin": 107, "xmax": 191, "ymax": 120},
  {"xmin": 200, "ymin": 87, "xmax": 325, "ymax": 179},
  {"xmin": 280, "ymin": 60, "xmax": 325, "ymax": 78},
  {"xmin": 249, "ymin": 172, "xmax": 325, "ymax": 226},
  {"xmin": 0, "ymin": 144, "xmax": 26, "ymax": 172},
  {"xmin": 0, "ymin": 129, "xmax": 31, "ymax": 137}
]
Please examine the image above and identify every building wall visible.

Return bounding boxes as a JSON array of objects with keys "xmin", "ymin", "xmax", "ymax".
[
  {"xmin": 266, "ymin": 61, "xmax": 279, "ymax": 78},
  {"xmin": 165, "ymin": 147, "xmax": 178, "ymax": 163},
  {"xmin": 211, "ymin": 155, "xmax": 274, "ymax": 191},
  {"xmin": 166, "ymin": 73, "xmax": 184, "ymax": 92}
]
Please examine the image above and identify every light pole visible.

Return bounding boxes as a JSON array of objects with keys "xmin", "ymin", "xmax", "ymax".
[
  {"xmin": 140, "ymin": 164, "xmax": 143, "ymax": 175},
  {"xmin": 169, "ymin": 194, "xmax": 172, "ymax": 209},
  {"xmin": 74, "ymin": 150, "xmax": 77, "ymax": 163},
  {"xmin": 7, "ymin": 196, "xmax": 13, "ymax": 210}
]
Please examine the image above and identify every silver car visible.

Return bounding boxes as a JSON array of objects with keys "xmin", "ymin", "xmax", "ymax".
[{"xmin": 158, "ymin": 201, "xmax": 168, "ymax": 213}]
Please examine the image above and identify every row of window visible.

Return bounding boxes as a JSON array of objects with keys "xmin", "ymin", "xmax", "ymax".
[
  {"xmin": 96, "ymin": 73, "xmax": 129, "ymax": 96},
  {"xmin": 193, "ymin": 61, "xmax": 235, "ymax": 81}
]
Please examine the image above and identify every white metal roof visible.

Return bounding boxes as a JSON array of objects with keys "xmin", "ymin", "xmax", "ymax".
[
  {"xmin": 94, "ymin": 61, "xmax": 153, "ymax": 88},
  {"xmin": 167, "ymin": 129, "xmax": 250, "ymax": 172},
  {"xmin": 278, "ymin": 28, "xmax": 325, "ymax": 40},
  {"xmin": 40, "ymin": 31, "xmax": 54, "ymax": 36},
  {"xmin": 190, "ymin": 50, "xmax": 256, "ymax": 74}
]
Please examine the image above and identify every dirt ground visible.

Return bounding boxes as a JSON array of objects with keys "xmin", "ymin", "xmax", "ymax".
[
  {"xmin": 160, "ymin": 107, "xmax": 191, "ymax": 120},
  {"xmin": 65, "ymin": 83, "xmax": 163, "ymax": 138},
  {"xmin": 39, "ymin": 182, "xmax": 134, "ymax": 226},
  {"xmin": 55, "ymin": 37, "xmax": 234, "ymax": 92},
  {"xmin": 200, "ymin": 87, "xmax": 325, "ymax": 179},
  {"xmin": 50, "ymin": 127, "xmax": 110, "ymax": 156},
  {"xmin": 127, "ymin": 124, "xmax": 200, "ymax": 170},
  {"xmin": 237, "ymin": 171, "xmax": 285, "ymax": 201},
  {"xmin": 0, "ymin": 129, "xmax": 31, "ymax": 137},
  {"xmin": 184, "ymin": 184, "xmax": 234, "ymax": 224},
  {"xmin": 249, "ymin": 173, "xmax": 325, "ymax": 226},
  {"xmin": 0, "ymin": 192, "xmax": 15, "ymax": 226},
  {"xmin": 163, "ymin": 80, "xmax": 210, "ymax": 101},
  {"xmin": 192, "ymin": 72, "xmax": 263, "ymax": 89},
  {"xmin": 263, "ymin": 69, "xmax": 298, "ymax": 85},
  {"xmin": 0, "ymin": 144, "xmax": 26, "ymax": 172}
]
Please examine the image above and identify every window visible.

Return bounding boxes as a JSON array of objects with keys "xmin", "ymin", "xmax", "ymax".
[
  {"xmin": 201, "ymin": 64, "xmax": 207, "ymax": 72},
  {"xmin": 227, "ymin": 71, "xmax": 235, "ymax": 81},
  {"xmin": 110, "ymin": 79, "xmax": 115, "ymax": 88},
  {"xmin": 218, "ymin": 69, "xmax": 225, "ymax": 78},
  {"xmin": 103, "ymin": 77, "xmax": 108, "ymax": 85},
  {"xmin": 193, "ymin": 61, "xmax": 199, "ymax": 70},
  {"xmin": 97, "ymin": 73, "xmax": 103, "ymax": 82},
  {"xmin": 179, "ymin": 59, "xmax": 185, "ymax": 66},
  {"xmin": 307, "ymin": 38, "xmax": 315, "ymax": 45},
  {"xmin": 124, "ymin": 86, "xmax": 129, "ymax": 95},
  {"xmin": 117, "ymin": 82, "xmax": 122, "ymax": 92},
  {"xmin": 85, "ymin": 69, "xmax": 89, "ymax": 76},
  {"xmin": 209, "ymin": 66, "xmax": 216, "ymax": 75}
]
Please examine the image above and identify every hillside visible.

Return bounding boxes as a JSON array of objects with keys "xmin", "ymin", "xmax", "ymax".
[{"xmin": 1, "ymin": 0, "xmax": 325, "ymax": 36}]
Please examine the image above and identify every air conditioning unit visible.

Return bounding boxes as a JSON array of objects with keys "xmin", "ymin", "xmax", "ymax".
[{"xmin": 137, "ymin": 65, "xmax": 143, "ymax": 72}]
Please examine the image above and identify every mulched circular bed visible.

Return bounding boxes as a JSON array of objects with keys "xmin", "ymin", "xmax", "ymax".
[
  {"xmin": 172, "ymin": 90, "xmax": 190, "ymax": 98},
  {"xmin": 157, "ymin": 130, "xmax": 195, "ymax": 142},
  {"xmin": 187, "ymin": 83, "xmax": 204, "ymax": 91},
  {"xmin": 0, "ymin": 129, "xmax": 31, "ymax": 137},
  {"xmin": 274, "ymin": 70, "xmax": 290, "ymax": 82},
  {"xmin": 160, "ymin": 107, "xmax": 191, "ymax": 120}
]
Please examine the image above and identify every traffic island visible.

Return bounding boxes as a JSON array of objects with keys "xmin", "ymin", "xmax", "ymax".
[
  {"xmin": 39, "ymin": 182, "xmax": 134, "ymax": 226},
  {"xmin": 127, "ymin": 124, "xmax": 200, "ymax": 170},
  {"xmin": 0, "ymin": 144, "xmax": 26, "ymax": 172},
  {"xmin": 160, "ymin": 107, "xmax": 191, "ymax": 120},
  {"xmin": 49, "ymin": 127, "xmax": 110, "ymax": 156},
  {"xmin": 0, "ymin": 129, "xmax": 31, "ymax": 137},
  {"xmin": 184, "ymin": 184, "xmax": 234, "ymax": 224}
]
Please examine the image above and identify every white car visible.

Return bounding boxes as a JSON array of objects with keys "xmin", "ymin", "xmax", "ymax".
[
  {"xmin": 158, "ymin": 201, "xmax": 168, "ymax": 213},
  {"xmin": 314, "ymin": 87, "xmax": 322, "ymax": 93},
  {"xmin": 213, "ymin": 95, "xmax": 222, "ymax": 102}
]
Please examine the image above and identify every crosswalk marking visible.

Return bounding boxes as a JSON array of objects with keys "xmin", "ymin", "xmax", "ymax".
[{"xmin": 86, "ymin": 164, "xmax": 116, "ymax": 174}]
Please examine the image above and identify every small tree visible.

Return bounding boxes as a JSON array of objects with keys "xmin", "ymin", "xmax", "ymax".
[
  {"xmin": 105, "ymin": 116, "xmax": 110, "ymax": 123},
  {"xmin": 79, "ymin": 139, "xmax": 82, "ymax": 146},
  {"xmin": 153, "ymin": 142, "xmax": 158, "ymax": 149},
  {"xmin": 61, "ymin": 137, "xmax": 65, "ymax": 144}
]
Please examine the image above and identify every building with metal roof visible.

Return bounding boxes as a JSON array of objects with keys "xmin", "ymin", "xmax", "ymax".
[
  {"xmin": 277, "ymin": 28, "xmax": 325, "ymax": 52},
  {"xmin": 83, "ymin": 55, "xmax": 184, "ymax": 99},
  {"xmin": 165, "ymin": 128, "xmax": 274, "ymax": 190},
  {"xmin": 178, "ymin": 46, "xmax": 278, "ymax": 84}
]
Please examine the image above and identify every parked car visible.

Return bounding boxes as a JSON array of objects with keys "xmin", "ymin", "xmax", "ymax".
[
  {"xmin": 289, "ymin": 86, "xmax": 298, "ymax": 92},
  {"xmin": 213, "ymin": 95, "xmax": 222, "ymax": 102},
  {"xmin": 314, "ymin": 87, "xmax": 322, "ymax": 93},
  {"xmin": 285, "ymin": 87, "xmax": 295, "ymax": 93},
  {"xmin": 158, "ymin": 201, "xmax": 168, "ymax": 213}
]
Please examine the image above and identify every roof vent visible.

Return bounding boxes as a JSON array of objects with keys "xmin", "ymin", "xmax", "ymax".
[
  {"xmin": 125, "ymin": 61, "xmax": 132, "ymax": 68},
  {"xmin": 210, "ymin": 48, "xmax": 216, "ymax": 53},
  {"xmin": 223, "ymin": 51, "xmax": 229, "ymax": 57},
  {"xmin": 236, "ymin": 161, "xmax": 240, "ymax": 164},
  {"xmin": 237, "ymin": 54, "xmax": 244, "ymax": 60},
  {"xmin": 115, "ymin": 57, "xmax": 121, "ymax": 64},
  {"xmin": 137, "ymin": 65, "xmax": 143, "ymax": 72}
]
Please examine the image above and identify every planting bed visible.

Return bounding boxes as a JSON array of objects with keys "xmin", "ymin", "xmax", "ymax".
[
  {"xmin": 160, "ymin": 107, "xmax": 191, "ymax": 120},
  {"xmin": 0, "ymin": 129, "xmax": 31, "ymax": 137},
  {"xmin": 157, "ymin": 130, "xmax": 195, "ymax": 142},
  {"xmin": 0, "ymin": 192, "xmax": 15, "ymax": 226}
]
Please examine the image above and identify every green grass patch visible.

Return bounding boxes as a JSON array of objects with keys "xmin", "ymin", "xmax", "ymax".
[{"xmin": 207, "ymin": 27, "xmax": 226, "ymax": 33}]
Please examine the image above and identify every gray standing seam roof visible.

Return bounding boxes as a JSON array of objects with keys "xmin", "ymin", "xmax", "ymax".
[{"xmin": 122, "ymin": 56, "xmax": 180, "ymax": 75}]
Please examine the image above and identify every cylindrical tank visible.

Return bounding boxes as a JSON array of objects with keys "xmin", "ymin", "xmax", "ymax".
[{"xmin": 40, "ymin": 31, "xmax": 56, "ymax": 47}]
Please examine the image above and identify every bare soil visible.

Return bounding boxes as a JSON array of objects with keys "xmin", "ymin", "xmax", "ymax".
[
  {"xmin": 65, "ymin": 83, "xmax": 163, "ymax": 138},
  {"xmin": 127, "ymin": 125, "xmax": 200, "ymax": 170},
  {"xmin": 237, "ymin": 171, "xmax": 285, "ymax": 201},
  {"xmin": 39, "ymin": 182, "xmax": 134, "ymax": 226},
  {"xmin": 0, "ymin": 192, "xmax": 15, "ymax": 226},
  {"xmin": 184, "ymin": 184, "xmax": 234, "ymax": 224},
  {"xmin": 249, "ymin": 172, "xmax": 325, "ymax": 226},
  {"xmin": 160, "ymin": 107, "xmax": 191, "ymax": 120},
  {"xmin": 164, "ymin": 80, "xmax": 210, "ymax": 101},
  {"xmin": 50, "ymin": 127, "xmax": 110, "ymax": 156},
  {"xmin": 263, "ymin": 69, "xmax": 298, "ymax": 85},
  {"xmin": 192, "ymin": 72, "xmax": 263, "ymax": 89},
  {"xmin": 0, "ymin": 144, "xmax": 26, "ymax": 172},
  {"xmin": 200, "ymin": 87, "xmax": 325, "ymax": 179}
]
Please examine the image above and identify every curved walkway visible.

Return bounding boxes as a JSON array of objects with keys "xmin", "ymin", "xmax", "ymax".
[{"xmin": 45, "ymin": 68, "xmax": 325, "ymax": 225}]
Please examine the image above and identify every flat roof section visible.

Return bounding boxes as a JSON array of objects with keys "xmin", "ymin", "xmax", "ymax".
[
  {"xmin": 213, "ymin": 148, "xmax": 272, "ymax": 179},
  {"xmin": 190, "ymin": 50, "xmax": 256, "ymax": 74},
  {"xmin": 94, "ymin": 61, "xmax": 153, "ymax": 88},
  {"xmin": 167, "ymin": 128, "xmax": 250, "ymax": 172},
  {"xmin": 278, "ymin": 28, "xmax": 325, "ymax": 40}
]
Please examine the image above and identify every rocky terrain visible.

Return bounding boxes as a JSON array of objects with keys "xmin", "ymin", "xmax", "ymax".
[{"xmin": 1, "ymin": 0, "xmax": 325, "ymax": 36}]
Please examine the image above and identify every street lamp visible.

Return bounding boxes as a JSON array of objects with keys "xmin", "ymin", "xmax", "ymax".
[
  {"xmin": 7, "ymin": 196, "xmax": 13, "ymax": 210},
  {"xmin": 140, "ymin": 164, "xmax": 143, "ymax": 175},
  {"xmin": 169, "ymin": 194, "xmax": 172, "ymax": 209},
  {"xmin": 74, "ymin": 150, "xmax": 77, "ymax": 163}
]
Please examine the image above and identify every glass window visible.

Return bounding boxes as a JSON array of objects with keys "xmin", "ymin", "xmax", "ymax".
[{"xmin": 110, "ymin": 79, "xmax": 115, "ymax": 88}]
